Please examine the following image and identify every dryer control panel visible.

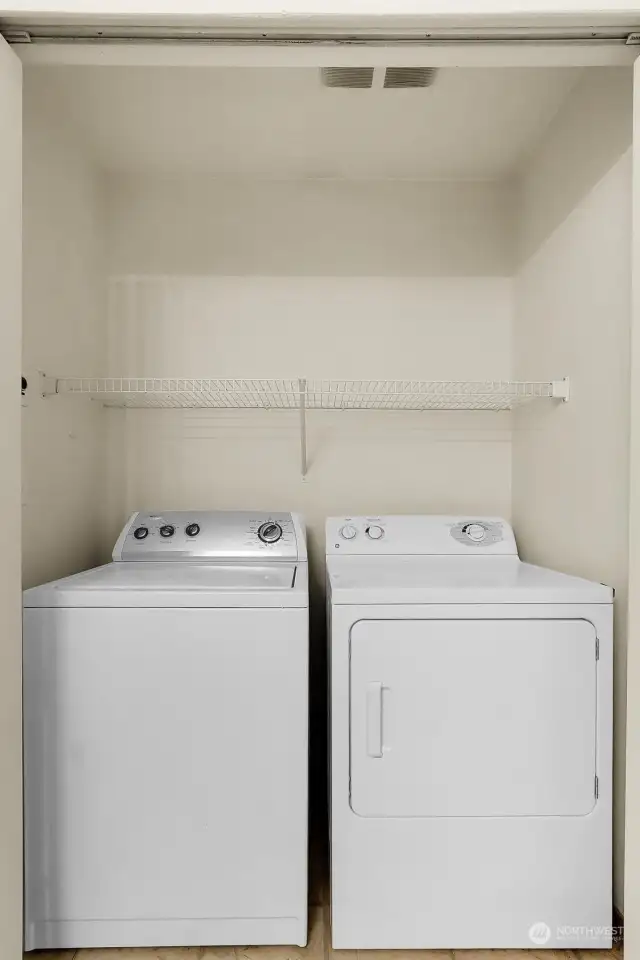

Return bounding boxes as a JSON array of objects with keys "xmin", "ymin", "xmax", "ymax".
[
  {"xmin": 114, "ymin": 511, "xmax": 306, "ymax": 561},
  {"xmin": 326, "ymin": 516, "xmax": 518, "ymax": 556}
]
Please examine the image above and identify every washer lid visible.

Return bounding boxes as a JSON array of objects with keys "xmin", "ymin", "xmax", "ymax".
[
  {"xmin": 327, "ymin": 556, "xmax": 612, "ymax": 604},
  {"xmin": 23, "ymin": 561, "xmax": 308, "ymax": 608}
]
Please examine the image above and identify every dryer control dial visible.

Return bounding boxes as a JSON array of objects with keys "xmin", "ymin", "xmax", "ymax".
[
  {"xmin": 340, "ymin": 524, "xmax": 358, "ymax": 540},
  {"xmin": 463, "ymin": 522, "xmax": 487, "ymax": 542},
  {"xmin": 366, "ymin": 524, "xmax": 384, "ymax": 540}
]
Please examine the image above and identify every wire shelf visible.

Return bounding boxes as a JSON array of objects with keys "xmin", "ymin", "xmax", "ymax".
[{"xmin": 48, "ymin": 377, "xmax": 570, "ymax": 412}]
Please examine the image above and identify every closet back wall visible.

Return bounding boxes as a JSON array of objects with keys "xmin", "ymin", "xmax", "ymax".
[{"xmin": 104, "ymin": 176, "xmax": 514, "ymax": 563}]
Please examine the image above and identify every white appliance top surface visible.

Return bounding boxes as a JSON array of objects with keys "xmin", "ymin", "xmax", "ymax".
[
  {"xmin": 24, "ymin": 561, "xmax": 308, "ymax": 608},
  {"xmin": 327, "ymin": 555, "xmax": 612, "ymax": 604}
]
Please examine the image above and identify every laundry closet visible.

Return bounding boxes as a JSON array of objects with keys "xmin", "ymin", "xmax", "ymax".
[{"xmin": 2, "ymin": 14, "xmax": 640, "ymax": 956}]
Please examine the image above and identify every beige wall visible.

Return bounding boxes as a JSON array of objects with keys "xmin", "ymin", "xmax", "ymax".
[
  {"xmin": 104, "ymin": 176, "xmax": 515, "ymax": 566},
  {"xmin": 512, "ymin": 67, "xmax": 633, "ymax": 912},
  {"xmin": 0, "ymin": 35, "xmax": 23, "ymax": 960},
  {"xmin": 0, "ymin": 1, "xmax": 635, "ymax": 28},
  {"xmin": 625, "ymin": 53, "xmax": 640, "ymax": 959},
  {"xmin": 22, "ymin": 73, "xmax": 108, "ymax": 588}
]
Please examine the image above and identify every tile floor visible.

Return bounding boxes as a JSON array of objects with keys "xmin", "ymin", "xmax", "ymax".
[{"xmin": 23, "ymin": 906, "xmax": 624, "ymax": 960}]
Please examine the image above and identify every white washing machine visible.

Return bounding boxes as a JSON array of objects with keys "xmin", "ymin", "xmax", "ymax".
[
  {"xmin": 327, "ymin": 515, "xmax": 613, "ymax": 951},
  {"xmin": 24, "ymin": 510, "xmax": 308, "ymax": 951}
]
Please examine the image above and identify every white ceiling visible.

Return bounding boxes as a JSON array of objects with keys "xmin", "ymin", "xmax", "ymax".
[{"xmin": 26, "ymin": 66, "xmax": 581, "ymax": 180}]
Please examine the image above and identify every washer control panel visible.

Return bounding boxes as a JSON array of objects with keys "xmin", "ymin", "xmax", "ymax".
[
  {"xmin": 327, "ymin": 516, "xmax": 518, "ymax": 555},
  {"xmin": 115, "ymin": 511, "xmax": 305, "ymax": 561}
]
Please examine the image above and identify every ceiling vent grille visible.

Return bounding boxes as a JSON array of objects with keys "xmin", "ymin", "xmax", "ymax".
[
  {"xmin": 321, "ymin": 67, "xmax": 438, "ymax": 89},
  {"xmin": 383, "ymin": 67, "xmax": 438, "ymax": 88},
  {"xmin": 321, "ymin": 67, "xmax": 374, "ymax": 88}
]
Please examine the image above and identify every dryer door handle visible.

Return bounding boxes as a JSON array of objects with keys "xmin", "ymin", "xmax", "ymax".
[{"xmin": 366, "ymin": 681, "xmax": 384, "ymax": 758}]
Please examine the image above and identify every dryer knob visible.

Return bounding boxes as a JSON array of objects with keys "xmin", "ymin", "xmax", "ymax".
[
  {"xmin": 133, "ymin": 526, "xmax": 149, "ymax": 540},
  {"xmin": 159, "ymin": 525, "xmax": 175, "ymax": 538},
  {"xmin": 464, "ymin": 522, "xmax": 486, "ymax": 542},
  {"xmin": 340, "ymin": 524, "xmax": 358, "ymax": 540},
  {"xmin": 366, "ymin": 524, "xmax": 384, "ymax": 540}
]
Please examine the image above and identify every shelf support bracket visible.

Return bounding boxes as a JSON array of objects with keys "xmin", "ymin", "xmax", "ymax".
[
  {"xmin": 299, "ymin": 378, "xmax": 307, "ymax": 480},
  {"xmin": 39, "ymin": 371, "xmax": 59, "ymax": 398},
  {"xmin": 551, "ymin": 378, "xmax": 571, "ymax": 402}
]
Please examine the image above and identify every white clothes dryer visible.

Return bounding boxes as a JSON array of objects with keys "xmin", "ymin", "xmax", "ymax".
[
  {"xmin": 327, "ymin": 515, "xmax": 612, "ymax": 950},
  {"xmin": 24, "ymin": 511, "xmax": 308, "ymax": 951}
]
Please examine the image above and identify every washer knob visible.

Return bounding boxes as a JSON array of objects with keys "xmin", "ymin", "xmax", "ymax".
[
  {"xmin": 464, "ymin": 522, "xmax": 486, "ymax": 542},
  {"xmin": 159, "ymin": 524, "xmax": 175, "ymax": 538},
  {"xmin": 133, "ymin": 526, "xmax": 149, "ymax": 540},
  {"xmin": 366, "ymin": 524, "xmax": 384, "ymax": 540},
  {"xmin": 185, "ymin": 523, "xmax": 200, "ymax": 537},
  {"xmin": 340, "ymin": 524, "xmax": 358, "ymax": 540},
  {"xmin": 258, "ymin": 521, "xmax": 283, "ymax": 544}
]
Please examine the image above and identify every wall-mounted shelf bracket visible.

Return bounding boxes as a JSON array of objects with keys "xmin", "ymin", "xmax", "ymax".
[
  {"xmin": 299, "ymin": 378, "xmax": 307, "ymax": 480},
  {"xmin": 551, "ymin": 378, "xmax": 570, "ymax": 401},
  {"xmin": 39, "ymin": 371, "xmax": 59, "ymax": 397}
]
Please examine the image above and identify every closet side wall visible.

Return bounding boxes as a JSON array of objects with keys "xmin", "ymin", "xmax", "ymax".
[
  {"xmin": 22, "ymin": 76, "xmax": 108, "ymax": 588},
  {"xmin": 512, "ymin": 67, "xmax": 632, "ymax": 913},
  {"xmin": 104, "ymin": 176, "xmax": 514, "ymax": 564},
  {"xmin": 0, "ymin": 35, "xmax": 22, "ymax": 960}
]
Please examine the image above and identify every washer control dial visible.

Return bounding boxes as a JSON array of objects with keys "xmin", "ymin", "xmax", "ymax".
[
  {"xmin": 185, "ymin": 523, "xmax": 200, "ymax": 537},
  {"xmin": 463, "ymin": 522, "xmax": 487, "ymax": 542},
  {"xmin": 366, "ymin": 524, "xmax": 384, "ymax": 540},
  {"xmin": 159, "ymin": 524, "xmax": 175, "ymax": 538},
  {"xmin": 258, "ymin": 521, "xmax": 283, "ymax": 544},
  {"xmin": 133, "ymin": 526, "xmax": 149, "ymax": 540},
  {"xmin": 340, "ymin": 524, "xmax": 358, "ymax": 540}
]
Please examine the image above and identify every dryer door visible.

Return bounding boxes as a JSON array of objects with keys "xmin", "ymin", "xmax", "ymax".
[{"xmin": 350, "ymin": 618, "xmax": 597, "ymax": 818}]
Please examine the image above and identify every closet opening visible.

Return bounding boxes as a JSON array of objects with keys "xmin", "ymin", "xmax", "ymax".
[{"xmin": 19, "ymin": 43, "xmax": 633, "ymax": 941}]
